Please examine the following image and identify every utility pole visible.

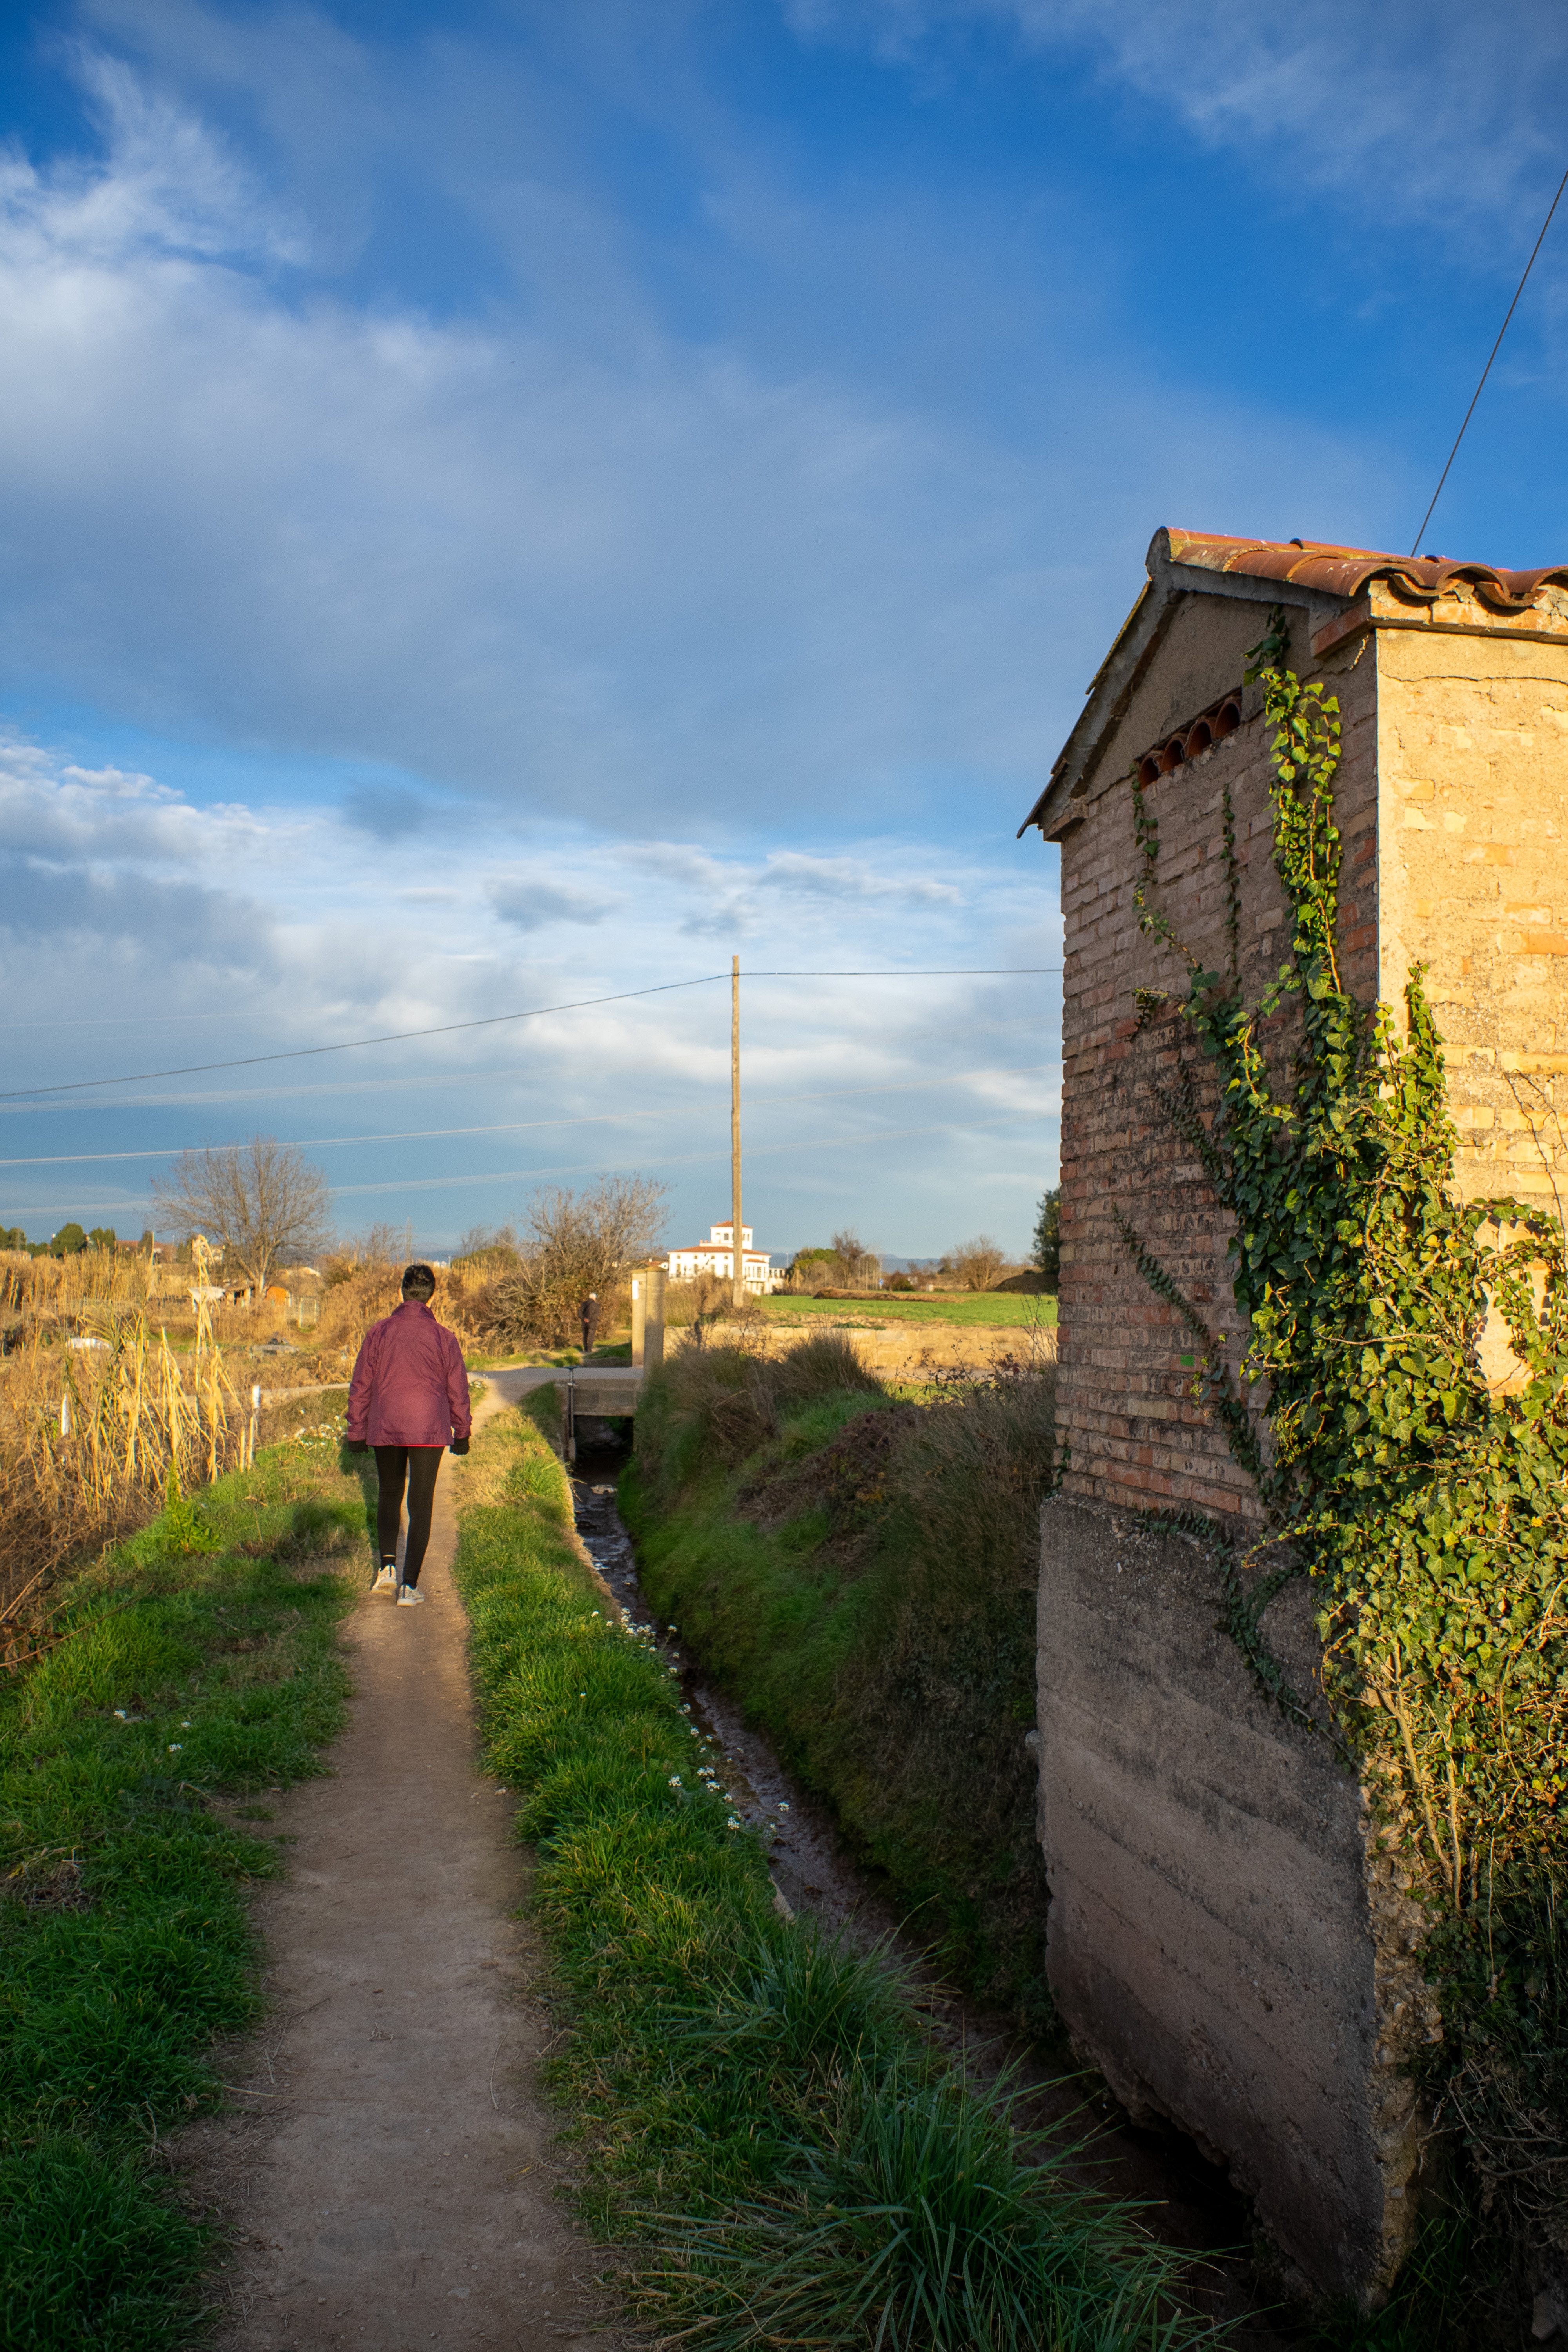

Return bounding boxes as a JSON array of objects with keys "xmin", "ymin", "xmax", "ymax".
[{"xmin": 731, "ymin": 953, "xmax": 745, "ymax": 1310}]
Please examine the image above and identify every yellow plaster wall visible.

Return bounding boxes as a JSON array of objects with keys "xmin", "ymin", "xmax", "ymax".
[{"xmin": 1375, "ymin": 625, "xmax": 1568, "ymax": 1210}]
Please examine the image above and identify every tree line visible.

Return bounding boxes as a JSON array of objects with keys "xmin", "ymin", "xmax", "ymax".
[{"xmin": 3, "ymin": 1138, "xmax": 1062, "ymax": 1310}]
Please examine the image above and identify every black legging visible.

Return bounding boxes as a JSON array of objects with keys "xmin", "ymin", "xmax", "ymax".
[{"xmin": 373, "ymin": 1446, "xmax": 443, "ymax": 1587}]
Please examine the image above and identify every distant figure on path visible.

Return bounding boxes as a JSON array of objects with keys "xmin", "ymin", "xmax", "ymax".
[
  {"xmin": 579, "ymin": 1291, "xmax": 598, "ymax": 1361},
  {"xmin": 345, "ymin": 1263, "xmax": 471, "ymax": 1606}
]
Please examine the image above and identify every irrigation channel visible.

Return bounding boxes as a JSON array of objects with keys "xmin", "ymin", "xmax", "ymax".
[{"xmin": 560, "ymin": 1404, "xmax": 1294, "ymax": 2350}]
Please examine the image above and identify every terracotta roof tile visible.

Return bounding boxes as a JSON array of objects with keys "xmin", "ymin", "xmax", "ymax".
[{"xmin": 1163, "ymin": 528, "xmax": 1568, "ymax": 615}]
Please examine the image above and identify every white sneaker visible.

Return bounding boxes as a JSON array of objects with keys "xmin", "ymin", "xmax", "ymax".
[
  {"xmin": 374, "ymin": 1564, "xmax": 397, "ymax": 1591},
  {"xmin": 396, "ymin": 1584, "xmax": 425, "ymax": 1606}
]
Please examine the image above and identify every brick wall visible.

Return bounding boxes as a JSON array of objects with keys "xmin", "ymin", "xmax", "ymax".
[{"xmin": 1053, "ymin": 624, "xmax": 1378, "ymax": 1522}]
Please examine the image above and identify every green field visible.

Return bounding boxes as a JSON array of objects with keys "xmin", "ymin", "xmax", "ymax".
[{"xmin": 759, "ymin": 1292, "xmax": 1056, "ymax": 1328}]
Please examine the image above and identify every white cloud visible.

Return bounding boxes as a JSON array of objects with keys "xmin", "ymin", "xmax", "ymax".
[
  {"xmin": 0, "ymin": 720, "xmax": 1060, "ymax": 1252},
  {"xmin": 784, "ymin": 1, "xmax": 1568, "ymax": 246},
  {"xmin": 489, "ymin": 878, "xmax": 619, "ymax": 931},
  {"xmin": 760, "ymin": 851, "xmax": 961, "ymax": 906},
  {"xmin": 0, "ymin": 32, "xmax": 1403, "ymax": 846}
]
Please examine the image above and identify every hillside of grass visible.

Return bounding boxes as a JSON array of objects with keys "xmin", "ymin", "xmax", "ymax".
[
  {"xmin": 619, "ymin": 1337, "xmax": 1057, "ymax": 2020},
  {"xmin": 0, "ymin": 1402, "xmax": 368, "ymax": 2349},
  {"xmin": 450, "ymin": 1401, "xmax": 1217, "ymax": 2352},
  {"xmin": 759, "ymin": 1292, "xmax": 1057, "ymax": 1327}
]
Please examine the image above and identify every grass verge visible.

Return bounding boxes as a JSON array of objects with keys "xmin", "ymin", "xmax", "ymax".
[
  {"xmin": 619, "ymin": 1338, "xmax": 1055, "ymax": 2016},
  {"xmin": 0, "ymin": 1396, "xmax": 368, "ymax": 2348},
  {"xmin": 452, "ymin": 1401, "xmax": 1220, "ymax": 2349},
  {"xmin": 758, "ymin": 1294, "xmax": 1058, "ymax": 1328}
]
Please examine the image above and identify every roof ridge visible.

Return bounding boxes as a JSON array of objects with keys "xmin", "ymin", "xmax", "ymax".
[{"xmin": 1160, "ymin": 527, "xmax": 1568, "ymax": 614}]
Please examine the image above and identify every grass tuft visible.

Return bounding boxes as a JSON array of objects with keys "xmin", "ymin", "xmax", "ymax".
[{"xmin": 643, "ymin": 2064, "xmax": 1206, "ymax": 2352}]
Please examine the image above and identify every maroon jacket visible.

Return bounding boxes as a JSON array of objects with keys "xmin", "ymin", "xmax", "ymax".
[{"xmin": 347, "ymin": 1299, "xmax": 471, "ymax": 1449}]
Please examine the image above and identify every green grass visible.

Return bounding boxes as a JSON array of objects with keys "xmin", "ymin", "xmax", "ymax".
[
  {"xmin": 759, "ymin": 1293, "xmax": 1057, "ymax": 1328},
  {"xmin": 452, "ymin": 1403, "xmax": 1216, "ymax": 2349},
  {"xmin": 620, "ymin": 1343, "xmax": 1056, "ymax": 2015},
  {"xmin": 0, "ymin": 1397, "xmax": 368, "ymax": 2348}
]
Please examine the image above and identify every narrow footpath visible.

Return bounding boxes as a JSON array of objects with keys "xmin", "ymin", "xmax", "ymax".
[{"xmin": 188, "ymin": 1377, "xmax": 606, "ymax": 2352}]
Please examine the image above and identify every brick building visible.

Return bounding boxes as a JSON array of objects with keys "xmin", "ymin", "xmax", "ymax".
[{"xmin": 1017, "ymin": 528, "xmax": 1568, "ymax": 2299}]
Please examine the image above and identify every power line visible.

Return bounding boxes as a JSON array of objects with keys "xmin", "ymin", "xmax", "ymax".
[
  {"xmin": 0, "ymin": 1062, "xmax": 1060, "ymax": 1169},
  {"xmin": 0, "ymin": 969, "xmax": 1060, "ymax": 1101},
  {"xmin": 0, "ymin": 1107, "xmax": 1056, "ymax": 1220},
  {"xmin": 1410, "ymin": 162, "xmax": 1568, "ymax": 557}
]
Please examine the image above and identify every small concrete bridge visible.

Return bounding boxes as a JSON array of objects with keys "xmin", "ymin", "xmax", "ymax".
[{"xmin": 477, "ymin": 1364, "xmax": 641, "ymax": 1462}]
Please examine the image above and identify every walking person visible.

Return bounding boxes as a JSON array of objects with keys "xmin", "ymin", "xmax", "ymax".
[{"xmin": 345, "ymin": 1263, "xmax": 471, "ymax": 1606}]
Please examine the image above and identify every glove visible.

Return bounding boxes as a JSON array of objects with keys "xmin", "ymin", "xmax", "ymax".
[
  {"xmin": 344, "ymin": 1438, "xmax": 369, "ymax": 1455},
  {"xmin": 450, "ymin": 1436, "xmax": 470, "ymax": 1456}
]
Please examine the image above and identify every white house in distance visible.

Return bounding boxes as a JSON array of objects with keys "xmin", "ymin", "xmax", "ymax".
[{"xmin": 664, "ymin": 1221, "xmax": 782, "ymax": 1294}]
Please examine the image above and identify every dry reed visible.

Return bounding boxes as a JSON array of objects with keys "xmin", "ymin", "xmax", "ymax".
[{"xmin": 0, "ymin": 1258, "xmax": 248, "ymax": 1670}]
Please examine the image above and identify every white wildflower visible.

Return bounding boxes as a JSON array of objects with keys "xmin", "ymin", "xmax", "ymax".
[
  {"xmin": 668, "ymin": 1775, "xmax": 683, "ymax": 1789},
  {"xmin": 168, "ymin": 1744, "xmax": 183, "ymax": 1754}
]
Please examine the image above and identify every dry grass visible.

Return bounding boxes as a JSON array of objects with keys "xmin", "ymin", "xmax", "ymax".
[
  {"xmin": 0, "ymin": 1300, "xmax": 249, "ymax": 1671},
  {"xmin": 311, "ymin": 1259, "xmax": 528, "ymax": 1370}
]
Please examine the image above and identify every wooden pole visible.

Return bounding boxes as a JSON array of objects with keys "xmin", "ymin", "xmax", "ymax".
[{"xmin": 731, "ymin": 953, "xmax": 745, "ymax": 1309}]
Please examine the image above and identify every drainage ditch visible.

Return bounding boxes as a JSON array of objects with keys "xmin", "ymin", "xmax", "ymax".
[{"xmin": 563, "ymin": 1424, "xmax": 1292, "ymax": 2348}]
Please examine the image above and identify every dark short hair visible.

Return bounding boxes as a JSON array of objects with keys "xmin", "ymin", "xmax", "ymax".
[{"xmin": 401, "ymin": 1262, "xmax": 436, "ymax": 1299}]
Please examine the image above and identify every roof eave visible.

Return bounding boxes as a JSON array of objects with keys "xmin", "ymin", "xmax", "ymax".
[{"xmin": 1017, "ymin": 528, "xmax": 1353, "ymax": 840}]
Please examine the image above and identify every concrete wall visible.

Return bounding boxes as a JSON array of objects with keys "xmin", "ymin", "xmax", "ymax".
[{"xmin": 1036, "ymin": 1495, "xmax": 1433, "ymax": 2299}]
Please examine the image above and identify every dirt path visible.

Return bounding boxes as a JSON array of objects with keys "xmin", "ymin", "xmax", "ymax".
[{"xmin": 187, "ymin": 1376, "xmax": 608, "ymax": 2352}]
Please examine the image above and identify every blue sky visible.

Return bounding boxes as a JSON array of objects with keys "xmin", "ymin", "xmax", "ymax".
[{"xmin": 2, "ymin": 0, "xmax": 1565, "ymax": 1261}]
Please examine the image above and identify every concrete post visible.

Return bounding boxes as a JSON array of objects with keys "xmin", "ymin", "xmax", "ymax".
[
  {"xmin": 645, "ymin": 1267, "xmax": 666, "ymax": 1370},
  {"xmin": 631, "ymin": 1274, "xmax": 646, "ymax": 1369},
  {"xmin": 731, "ymin": 954, "xmax": 745, "ymax": 1310}
]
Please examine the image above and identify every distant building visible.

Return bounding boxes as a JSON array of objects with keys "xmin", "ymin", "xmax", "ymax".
[{"xmin": 664, "ymin": 1221, "xmax": 782, "ymax": 1294}]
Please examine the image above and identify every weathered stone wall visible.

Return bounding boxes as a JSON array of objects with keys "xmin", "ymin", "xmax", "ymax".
[
  {"xmin": 1374, "ymin": 620, "xmax": 1568, "ymax": 1209},
  {"xmin": 1049, "ymin": 595, "xmax": 1377, "ymax": 1521},
  {"xmin": 1036, "ymin": 1495, "xmax": 1431, "ymax": 2299}
]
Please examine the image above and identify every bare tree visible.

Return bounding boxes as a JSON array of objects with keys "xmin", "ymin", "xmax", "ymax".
[
  {"xmin": 494, "ymin": 1176, "xmax": 668, "ymax": 1346},
  {"xmin": 152, "ymin": 1138, "xmax": 333, "ymax": 1294},
  {"xmin": 951, "ymin": 1233, "xmax": 1007, "ymax": 1292},
  {"xmin": 349, "ymin": 1221, "xmax": 404, "ymax": 1267}
]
